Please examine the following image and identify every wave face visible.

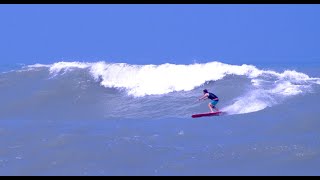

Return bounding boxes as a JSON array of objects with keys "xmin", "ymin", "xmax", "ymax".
[{"xmin": 0, "ymin": 61, "xmax": 319, "ymax": 120}]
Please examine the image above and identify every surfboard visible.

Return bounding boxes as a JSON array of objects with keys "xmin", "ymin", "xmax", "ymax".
[{"xmin": 191, "ymin": 111, "xmax": 222, "ymax": 118}]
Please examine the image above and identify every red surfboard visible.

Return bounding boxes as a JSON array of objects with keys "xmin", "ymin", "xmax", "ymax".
[{"xmin": 191, "ymin": 111, "xmax": 222, "ymax": 118}]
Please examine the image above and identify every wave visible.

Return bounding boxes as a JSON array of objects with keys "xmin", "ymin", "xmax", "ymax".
[
  {"xmin": 26, "ymin": 61, "xmax": 319, "ymax": 94},
  {"xmin": 1, "ymin": 61, "xmax": 319, "ymax": 118}
]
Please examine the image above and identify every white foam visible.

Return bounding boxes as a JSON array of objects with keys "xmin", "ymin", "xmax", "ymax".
[
  {"xmin": 28, "ymin": 61, "xmax": 260, "ymax": 96},
  {"xmin": 222, "ymin": 99, "xmax": 268, "ymax": 115},
  {"xmin": 280, "ymin": 70, "xmax": 311, "ymax": 81},
  {"xmin": 16, "ymin": 63, "xmax": 50, "ymax": 72},
  {"xmin": 27, "ymin": 63, "xmax": 51, "ymax": 68},
  {"xmin": 269, "ymin": 81, "xmax": 303, "ymax": 96},
  {"xmin": 48, "ymin": 61, "xmax": 91, "ymax": 75},
  {"xmin": 25, "ymin": 61, "xmax": 320, "ymax": 96},
  {"xmin": 221, "ymin": 90, "xmax": 276, "ymax": 115},
  {"xmin": 223, "ymin": 74, "xmax": 316, "ymax": 115},
  {"xmin": 251, "ymin": 79, "xmax": 264, "ymax": 87},
  {"xmin": 87, "ymin": 61, "xmax": 265, "ymax": 97},
  {"xmin": 222, "ymin": 74, "xmax": 318, "ymax": 115}
]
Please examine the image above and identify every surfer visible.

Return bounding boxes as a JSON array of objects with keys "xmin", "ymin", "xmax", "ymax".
[{"xmin": 197, "ymin": 89, "xmax": 219, "ymax": 112}]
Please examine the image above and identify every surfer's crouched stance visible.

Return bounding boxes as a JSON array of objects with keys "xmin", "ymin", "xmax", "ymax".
[{"xmin": 198, "ymin": 89, "xmax": 219, "ymax": 112}]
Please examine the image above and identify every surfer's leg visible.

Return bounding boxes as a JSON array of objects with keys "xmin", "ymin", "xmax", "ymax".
[
  {"xmin": 208, "ymin": 103, "xmax": 214, "ymax": 112},
  {"xmin": 211, "ymin": 100, "xmax": 219, "ymax": 112},
  {"xmin": 213, "ymin": 106, "xmax": 219, "ymax": 112}
]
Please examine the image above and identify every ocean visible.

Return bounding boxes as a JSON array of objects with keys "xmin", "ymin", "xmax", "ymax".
[{"xmin": 0, "ymin": 60, "xmax": 320, "ymax": 175}]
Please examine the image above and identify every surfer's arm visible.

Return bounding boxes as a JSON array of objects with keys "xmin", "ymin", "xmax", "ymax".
[{"xmin": 198, "ymin": 94, "xmax": 208, "ymax": 101}]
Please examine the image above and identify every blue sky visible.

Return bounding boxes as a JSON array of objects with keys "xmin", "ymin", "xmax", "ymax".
[{"xmin": 0, "ymin": 4, "xmax": 320, "ymax": 66}]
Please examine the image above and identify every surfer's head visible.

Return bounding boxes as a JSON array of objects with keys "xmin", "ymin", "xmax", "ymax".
[{"xmin": 203, "ymin": 89, "xmax": 208, "ymax": 94}]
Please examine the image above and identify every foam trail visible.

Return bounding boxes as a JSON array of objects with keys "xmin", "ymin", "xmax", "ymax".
[{"xmin": 221, "ymin": 89, "xmax": 276, "ymax": 115}]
